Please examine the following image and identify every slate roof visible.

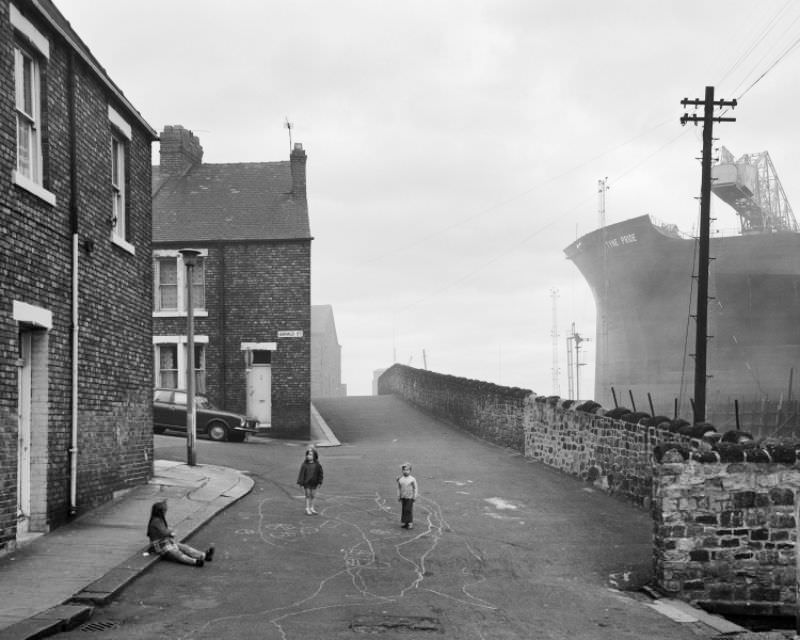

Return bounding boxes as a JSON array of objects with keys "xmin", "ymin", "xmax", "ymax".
[{"xmin": 152, "ymin": 162, "xmax": 311, "ymax": 243}]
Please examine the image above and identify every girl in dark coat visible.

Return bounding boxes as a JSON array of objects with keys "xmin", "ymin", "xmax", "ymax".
[
  {"xmin": 297, "ymin": 447, "xmax": 323, "ymax": 515},
  {"xmin": 147, "ymin": 500, "xmax": 214, "ymax": 567}
]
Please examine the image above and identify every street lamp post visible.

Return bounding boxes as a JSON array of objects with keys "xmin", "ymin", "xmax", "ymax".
[{"xmin": 179, "ymin": 249, "xmax": 202, "ymax": 466}]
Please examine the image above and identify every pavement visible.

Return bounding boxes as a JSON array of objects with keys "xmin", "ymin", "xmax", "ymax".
[
  {"xmin": 0, "ymin": 408, "xmax": 339, "ymax": 640},
  {"xmin": 0, "ymin": 400, "xmax": 793, "ymax": 640},
  {"xmin": 0, "ymin": 459, "xmax": 254, "ymax": 640}
]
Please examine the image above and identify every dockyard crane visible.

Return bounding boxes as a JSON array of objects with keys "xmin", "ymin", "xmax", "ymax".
[{"xmin": 711, "ymin": 146, "xmax": 798, "ymax": 233}]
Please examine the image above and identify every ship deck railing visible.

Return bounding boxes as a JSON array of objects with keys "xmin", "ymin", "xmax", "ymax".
[{"xmin": 649, "ymin": 215, "xmax": 746, "ymax": 240}]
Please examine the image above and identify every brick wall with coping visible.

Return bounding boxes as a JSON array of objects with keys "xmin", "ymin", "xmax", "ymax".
[
  {"xmin": 379, "ymin": 364, "xmax": 800, "ymax": 617},
  {"xmin": 378, "ymin": 364, "xmax": 671, "ymax": 505},
  {"xmin": 378, "ymin": 364, "xmax": 529, "ymax": 451},
  {"xmin": 653, "ymin": 461, "xmax": 800, "ymax": 618}
]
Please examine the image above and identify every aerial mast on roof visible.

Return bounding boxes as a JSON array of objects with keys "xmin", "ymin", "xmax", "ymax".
[{"xmin": 284, "ymin": 117, "xmax": 293, "ymax": 152}]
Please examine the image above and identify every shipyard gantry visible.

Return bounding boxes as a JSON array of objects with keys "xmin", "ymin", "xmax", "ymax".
[{"xmin": 711, "ymin": 146, "xmax": 798, "ymax": 233}]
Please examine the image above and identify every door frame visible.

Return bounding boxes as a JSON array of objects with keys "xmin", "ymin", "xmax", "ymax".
[
  {"xmin": 17, "ymin": 330, "xmax": 32, "ymax": 536},
  {"xmin": 13, "ymin": 301, "xmax": 52, "ymax": 537},
  {"xmin": 241, "ymin": 342, "xmax": 276, "ymax": 427}
]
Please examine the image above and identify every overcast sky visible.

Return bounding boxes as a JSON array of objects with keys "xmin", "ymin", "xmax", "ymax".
[{"xmin": 58, "ymin": 0, "xmax": 800, "ymax": 397}]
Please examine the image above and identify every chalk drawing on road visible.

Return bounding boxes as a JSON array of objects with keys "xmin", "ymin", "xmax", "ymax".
[
  {"xmin": 483, "ymin": 498, "xmax": 526, "ymax": 525},
  {"xmin": 484, "ymin": 512, "xmax": 526, "ymax": 525},
  {"xmin": 443, "ymin": 479, "xmax": 473, "ymax": 486},
  {"xmin": 485, "ymin": 497, "xmax": 522, "ymax": 510},
  {"xmin": 183, "ymin": 490, "xmax": 500, "ymax": 640}
]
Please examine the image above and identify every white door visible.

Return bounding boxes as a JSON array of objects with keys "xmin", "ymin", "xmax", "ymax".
[
  {"xmin": 17, "ymin": 331, "xmax": 32, "ymax": 536},
  {"xmin": 246, "ymin": 364, "xmax": 271, "ymax": 426}
]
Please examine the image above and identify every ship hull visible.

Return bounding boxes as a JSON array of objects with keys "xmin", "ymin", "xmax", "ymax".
[{"xmin": 564, "ymin": 215, "xmax": 800, "ymax": 417}]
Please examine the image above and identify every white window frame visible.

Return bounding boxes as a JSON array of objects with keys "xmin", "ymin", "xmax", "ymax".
[
  {"xmin": 155, "ymin": 343, "xmax": 179, "ymax": 389},
  {"xmin": 153, "ymin": 250, "xmax": 208, "ymax": 317},
  {"xmin": 111, "ymin": 134, "xmax": 126, "ymax": 236},
  {"xmin": 108, "ymin": 106, "xmax": 134, "ymax": 254},
  {"xmin": 10, "ymin": 4, "xmax": 55, "ymax": 206},
  {"xmin": 153, "ymin": 335, "xmax": 209, "ymax": 390}
]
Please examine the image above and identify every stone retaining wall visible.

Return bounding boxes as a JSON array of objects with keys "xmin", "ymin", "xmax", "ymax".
[
  {"xmin": 654, "ymin": 461, "xmax": 800, "ymax": 617},
  {"xmin": 377, "ymin": 365, "xmax": 529, "ymax": 452},
  {"xmin": 378, "ymin": 364, "xmax": 800, "ymax": 618}
]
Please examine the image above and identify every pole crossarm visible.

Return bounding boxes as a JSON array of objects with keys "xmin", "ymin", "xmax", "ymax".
[{"xmin": 680, "ymin": 96, "xmax": 736, "ymax": 126}]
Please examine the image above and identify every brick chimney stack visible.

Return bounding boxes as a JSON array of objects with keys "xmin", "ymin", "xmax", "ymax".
[
  {"xmin": 290, "ymin": 143, "xmax": 306, "ymax": 200},
  {"xmin": 159, "ymin": 125, "xmax": 203, "ymax": 177}
]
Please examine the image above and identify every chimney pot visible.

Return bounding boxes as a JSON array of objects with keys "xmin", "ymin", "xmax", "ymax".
[{"xmin": 290, "ymin": 142, "xmax": 307, "ymax": 200}]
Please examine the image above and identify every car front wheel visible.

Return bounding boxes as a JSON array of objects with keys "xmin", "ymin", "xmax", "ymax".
[{"xmin": 207, "ymin": 422, "xmax": 229, "ymax": 442}]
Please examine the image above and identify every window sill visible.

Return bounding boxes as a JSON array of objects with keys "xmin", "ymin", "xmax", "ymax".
[
  {"xmin": 12, "ymin": 170, "xmax": 56, "ymax": 206},
  {"xmin": 153, "ymin": 310, "xmax": 209, "ymax": 318},
  {"xmin": 111, "ymin": 234, "xmax": 136, "ymax": 255}
]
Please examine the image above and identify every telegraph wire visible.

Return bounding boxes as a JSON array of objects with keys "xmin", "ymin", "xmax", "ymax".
[
  {"xmin": 392, "ymin": 126, "xmax": 690, "ymax": 316},
  {"xmin": 358, "ymin": 0, "xmax": 800, "ymax": 275},
  {"xmin": 717, "ymin": 0, "xmax": 794, "ymax": 88},
  {"xmin": 734, "ymin": 31, "xmax": 800, "ymax": 100},
  {"xmin": 352, "ymin": 117, "xmax": 677, "ymax": 270},
  {"xmin": 382, "ymin": 4, "xmax": 800, "ymax": 316},
  {"xmin": 393, "ymin": 197, "xmax": 591, "ymax": 315}
]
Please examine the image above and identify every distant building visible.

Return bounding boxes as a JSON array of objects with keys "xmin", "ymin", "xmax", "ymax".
[
  {"xmin": 0, "ymin": 0, "xmax": 158, "ymax": 551},
  {"xmin": 152, "ymin": 126, "xmax": 312, "ymax": 438},
  {"xmin": 311, "ymin": 305, "xmax": 346, "ymax": 398}
]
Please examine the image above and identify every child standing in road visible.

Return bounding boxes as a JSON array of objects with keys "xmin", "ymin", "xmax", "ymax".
[
  {"xmin": 297, "ymin": 447, "xmax": 323, "ymax": 515},
  {"xmin": 397, "ymin": 462, "xmax": 418, "ymax": 529}
]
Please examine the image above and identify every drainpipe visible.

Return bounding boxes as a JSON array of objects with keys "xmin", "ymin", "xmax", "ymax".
[
  {"xmin": 68, "ymin": 51, "xmax": 79, "ymax": 516},
  {"xmin": 220, "ymin": 246, "xmax": 227, "ymax": 407}
]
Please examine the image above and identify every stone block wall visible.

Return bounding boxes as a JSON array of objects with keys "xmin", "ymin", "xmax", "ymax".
[
  {"xmin": 377, "ymin": 364, "xmax": 529, "ymax": 452},
  {"xmin": 653, "ymin": 461, "xmax": 800, "ymax": 618},
  {"xmin": 379, "ymin": 364, "xmax": 800, "ymax": 617},
  {"xmin": 526, "ymin": 398, "xmax": 669, "ymax": 506}
]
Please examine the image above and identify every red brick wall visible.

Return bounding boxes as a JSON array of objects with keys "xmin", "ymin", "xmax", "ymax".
[
  {"xmin": 0, "ymin": 1, "xmax": 154, "ymax": 550},
  {"xmin": 153, "ymin": 240, "xmax": 312, "ymax": 439},
  {"xmin": 222, "ymin": 241, "xmax": 311, "ymax": 437}
]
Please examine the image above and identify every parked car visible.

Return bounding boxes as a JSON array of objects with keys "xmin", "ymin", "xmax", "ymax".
[{"xmin": 153, "ymin": 388, "xmax": 259, "ymax": 442}]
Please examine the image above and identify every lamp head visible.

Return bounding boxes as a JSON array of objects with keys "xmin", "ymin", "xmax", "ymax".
[{"xmin": 178, "ymin": 248, "xmax": 202, "ymax": 267}]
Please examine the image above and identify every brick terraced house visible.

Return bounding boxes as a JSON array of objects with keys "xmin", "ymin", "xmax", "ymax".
[
  {"xmin": 0, "ymin": 0, "xmax": 158, "ymax": 551},
  {"xmin": 152, "ymin": 126, "xmax": 312, "ymax": 439}
]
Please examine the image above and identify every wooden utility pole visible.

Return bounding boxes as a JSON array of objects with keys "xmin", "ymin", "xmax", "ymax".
[{"xmin": 680, "ymin": 87, "xmax": 736, "ymax": 424}]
